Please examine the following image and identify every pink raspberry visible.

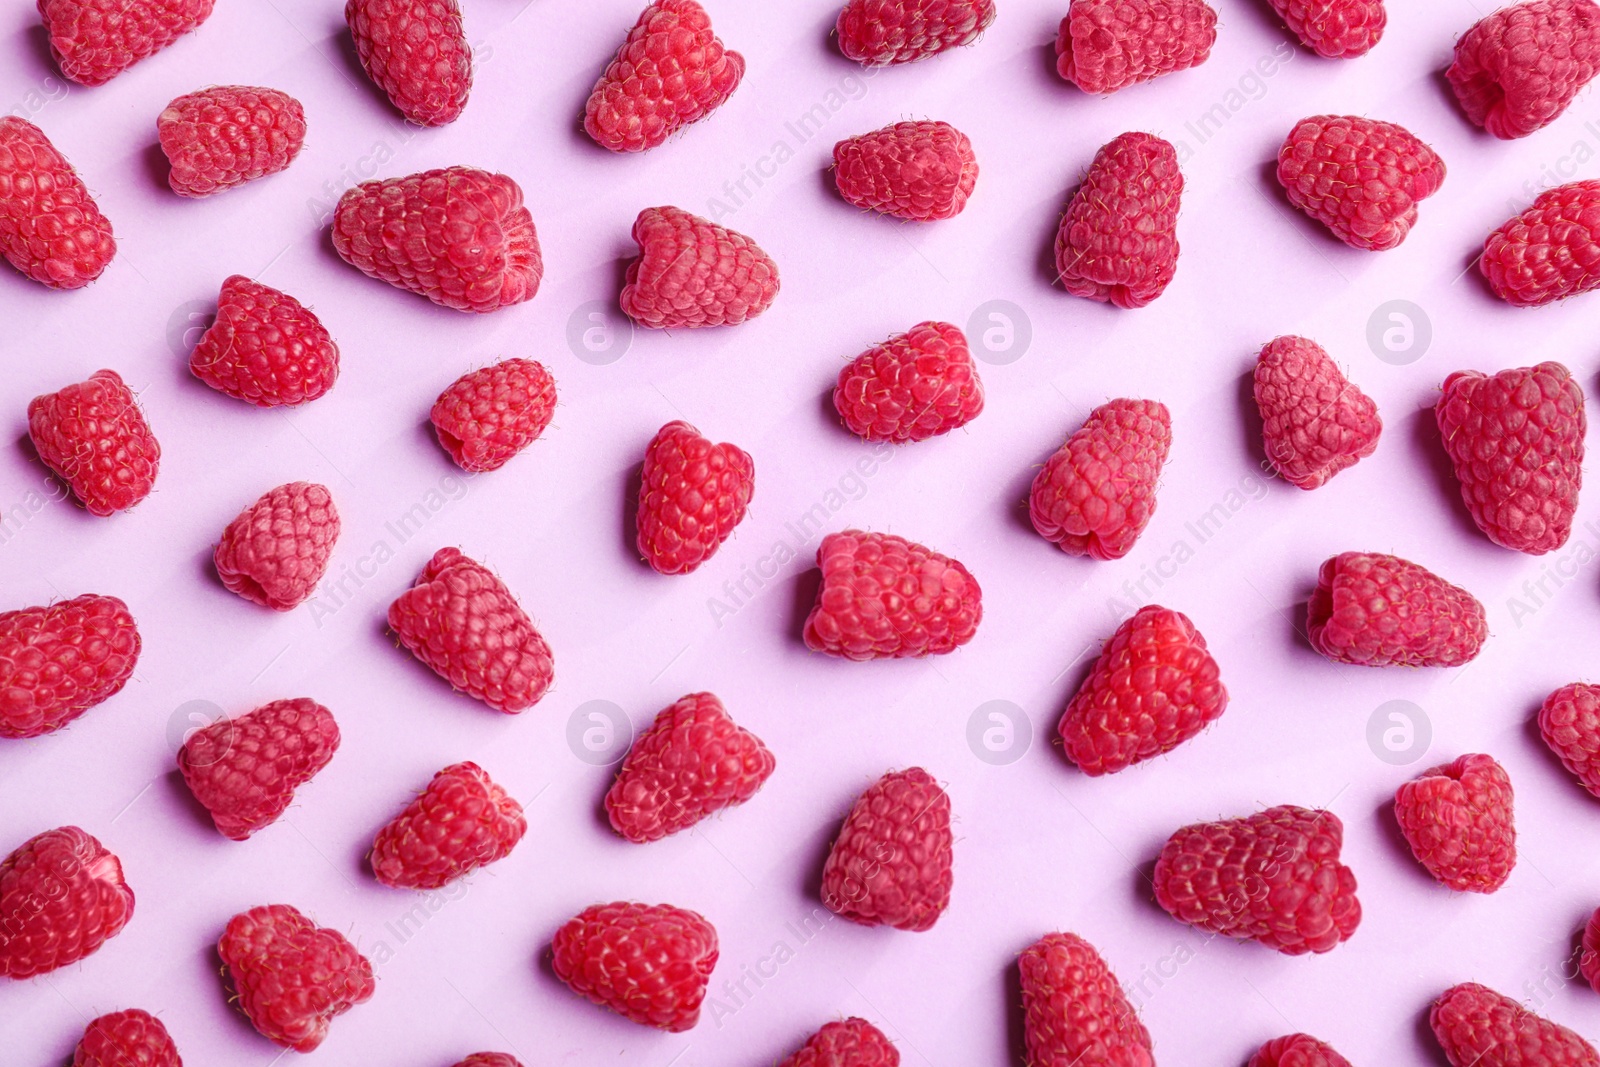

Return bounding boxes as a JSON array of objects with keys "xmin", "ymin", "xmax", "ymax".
[
  {"xmin": 1248, "ymin": 1034, "xmax": 1353, "ymax": 1067},
  {"xmin": 1394, "ymin": 753, "xmax": 1516, "ymax": 892},
  {"xmin": 551, "ymin": 901, "xmax": 718, "ymax": 1031},
  {"xmin": 1029, "ymin": 398, "xmax": 1171, "ymax": 560},
  {"xmin": 1449, "ymin": 0, "xmax": 1600, "ymax": 139},
  {"xmin": 1539, "ymin": 683, "xmax": 1600, "ymax": 799},
  {"xmin": 1054, "ymin": 132, "xmax": 1182, "ymax": 307},
  {"xmin": 1480, "ymin": 179, "xmax": 1600, "ymax": 306},
  {"xmin": 0, "ymin": 594, "xmax": 140, "ymax": 739},
  {"xmin": 835, "ymin": 0, "xmax": 996, "ymax": 65},
  {"xmin": 1055, "ymin": 0, "xmax": 1217, "ymax": 94},
  {"xmin": 833, "ymin": 321, "xmax": 984, "ymax": 442},
  {"xmin": 621, "ymin": 205, "xmax": 779, "ymax": 328},
  {"xmin": 178, "ymin": 698, "xmax": 340, "ymax": 840},
  {"xmin": 1307, "ymin": 551, "xmax": 1487, "ymax": 667},
  {"xmin": 635, "ymin": 420, "xmax": 755, "ymax": 574},
  {"xmin": 1254, "ymin": 336, "xmax": 1382, "ymax": 489},
  {"xmin": 0, "ymin": 826, "xmax": 134, "ymax": 978},
  {"xmin": 1431, "ymin": 983, "xmax": 1599, "ymax": 1066},
  {"xmin": 39, "ymin": 0, "xmax": 214, "ymax": 85},
  {"xmin": 452, "ymin": 1056, "xmax": 524, "ymax": 1067},
  {"xmin": 832, "ymin": 121, "xmax": 978, "ymax": 221},
  {"xmin": 803, "ymin": 530, "xmax": 982, "ymax": 659},
  {"xmin": 370, "ymin": 761, "xmax": 525, "ymax": 889},
  {"xmin": 430, "ymin": 358, "xmax": 557, "ymax": 472},
  {"xmin": 213, "ymin": 482, "xmax": 340, "ymax": 611},
  {"xmin": 71, "ymin": 1009, "xmax": 181, "ymax": 1067},
  {"xmin": 1277, "ymin": 115, "xmax": 1446, "ymax": 250},
  {"xmin": 1019, "ymin": 931, "xmax": 1153, "ymax": 1067},
  {"xmin": 218, "ymin": 903, "xmax": 374, "ymax": 1052},
  {"xmin": 190, "ymin": 275, "xmax": 339, "ymax": 407},
  {"xmin": 821, "ymin": 767, "xmax": 953, "ymax": 931},
  {"xmin": 1265, "ymin": 0, "xmax": 1385, "ymax": 57},
  {"xmin": 779, "ymin": 1019, "xmax": 899, "ymax": 1067},
  {"xmin": 0, "ymin": 117, "xmax": 115, "ymax": 289},
  {"xmin": 28, "ymin": 369, "xmax": 160, "ymax": 516},
  {"xmin": 157, "ymin": 86, "xmax": 306, "ymax": 197},
  {"xmin": 347, "ymin": 0, "xmax": 472, "ymax": 126}
]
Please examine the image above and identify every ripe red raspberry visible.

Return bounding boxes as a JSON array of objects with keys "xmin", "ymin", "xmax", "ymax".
[
  {"xmin": 1056, "ymin": 0, "xmax": 1217, "ymax": 94},
  {"xmin": 28, "ymin": 369, "xmax": 159, "ymax": 517},
  {"xmin": 1436, "ymin": 362, "xmax": 1584, "ymax": 554},
  {"xmin": 0, "ymin": 117, "xmax": 115, "ymax": 288},
  {"xmin": 1153, "ymin": 804, "xmax": 1361, "ymax": 955},
  {"xmin": 620, "ymin": 206, "xmax": 779, "ymax": 328},
  {"xmin": 803, "ymin": 530, "xmax": 982, "ymax": 659},
  {"xmin": 1054, "ymin": 132, "xmax": 1182, "ymax": 307},
  {"xmin": 370, "ymin": 761, "xmax": 525, "ymax": 889},
  {"xmin": 1307, "ymin": 551, "xmax": 1487, "ymax": 667},
  {"xmin": 430, "ymin": 358, "xmax": 555, "ymax": 473},
  {"xmin": 218, "ymin": 903, "xmax": 374, "ymax": 1052},
  {"xmin": 1431, "ymin": 983, "xmax": 1599, "ymax": 1066},
  {"xmin": 332, "ymin": 166, "xmax": 541, "ymax": 313},
  {"xmin": 0, "ymin": 594, "xmax": 140, "ymax": 740},
  {"xmin": 39, "ymin": 0, "xmax": 214, "ymax": 85},
  {"xmin": 1449, "ymin": 0, "xmax": 1600, "ymax": 139},
  {"xmin": 1019, "ymin": 931, "xmax": 1153, "ymax": 1067},
  {"xmin": 551, "ymin": 901, "xmax": 718, "ymax": 1031},
  {"xmin": 836, "ymin": 0, "xmax": 996, "ymax": 65},
  {"xmin": 71, "ymin": 1009, "xmax": 181, "ymax": 1067},
  {"xmin": 178, "ymin": 698, "xmax": 340, "ymax": 841},
  {"xmin": 388, "ymin": 547, "xmax": 555, "ymax": 712},
  {"xmin": 1248, "ymin": 1034, "xmax": 1353, "ymax": 1067},
  {"xmin": 1582, "ymin": 908, "xmax": 1600, "ymax": 993},
  {"xmin": 1059, "ymin": 604, "xmax": 1228, "ymax": 776},
  {"xmin": 1539, "ymin": 683, "xmax": 1600, "ymax": 799},
  {"xmin": 157, "ymin": 86, "xmax": 306, "ymax": 197},
  {"xmin": 584, "ymin": 0, "xmax": 743, "ymax": 152},
  {"xmin": 0, "ymin": 826, "xmax": 134, "ymax": 979},
  {"xmin": 1254, "ymin": 336, "xmax": 1381, "ymax": 489},
  {"xmin": 453, "ymin": 1056, "xmax": 523, "ymax": 1067},
  {"xmin": 1481, "ymin": 180, "xmax": 1600, "ymax": 306},
  {"xmin": 190, "ymin": 275, "xmax": 339, "ymax": 407},
  {"xmin": 821, "ymin": 767, "xmax": 952, "ymax": 931},
  {"xmin": 1029, "ymin": 398, "xmax": 1171, "ymax": 560},
  {"xmin": 1394, "ymin": 753, "xmax": 1516, "ymax": 892},
  {"xmin": 636, "ymin": 420, "xmax": 754, "ymax": 574},
  {"xmin": 780, "ymin": 1018, "xmax": 899, "ymax": 1067},
  {"xmin": 1265, "ymin": 0, "xmax": 1384, "ymax": 57},
  {"xmin": 832, "ymin": 121, "xmax": 978, "ymax": 221},
  {"xmin": 606, "ymin": 692, "xmax": 775, "ymax": 843},
  {"xmin": 347, "ymin": 0, "xmax": 471, "ymax": 126},
  {"xmin": 833, "ymin": 321, "xmax": 984, "ymax": 443},
  {"xmin": 213, "ymin": 482, "xmax": 340, "ymax": 610},
  {"xmin": 1277, "ymin": 115, "xmax": 1446, "ymax": 250}
]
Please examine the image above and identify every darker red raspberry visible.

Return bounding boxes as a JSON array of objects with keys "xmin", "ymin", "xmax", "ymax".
[
  {"xmin": 1154, "ymin": 804, "xmax": 1361, "ymax": 955},
  {"xmin": 821, "ymin": 767, "xmax": 952, "ymax": 931},
  {"xmin": 1306, "ymin": 551, "xmax": 1487, "ymax": 667},
  {"xmin": 332, "ymin": 166, "xmax": 542, "ymax": 313},
  {"xmin": 218, "ymin": 904, "xmax": 374, "ymax": 1052},
  {"xmin": 158, "ymin": 86, "xmax": 306, "ymax": 197},
  {"xmin": 178, "ymin": 698, "xmax": 340, "ymax": 841},
  {"xmin": 780, "ymin": 1018, "xmax": 899, "ymax": 1067},
  {"xmin": 71, "ymin": 1009, "xmax": 181, "ymax": 1067},
  {"xmin": 1056, "ymin": 0, "xmax": 1217, "ymax": 94},
  {"xmin": 621, "ymin": 205, "xmax": 779, "ymax": 328},
  {"xmin": 1029, "ymin": 398, "xmax": 1171, "ymax": 560},
  {"xmin": 39, "ymin": 0, "xmax": 214, "ymax": 85},
  {"xmin": 190, "ymin": 275, "xmax": 339, "ymax": 407},
  {"xmin": 1277, "ymin": 115, "xmax": 1446, "ymax": 250},
  {"xmin": 28, "ymin": 369, "xmax": 159, "ymax": 516},
  {"xmin": 452, "ymin": 1056, "xmax": 524, "ymax": 1067},
  {"xmin": 1019, "ymin": 932, "xmax": 1153, "ymax": 1067},
  {"xmin": 1539, "ymin": 683, "xmax": 1600, "ymax": 799},
  {"xmin": 1431, "ymin": 983, "xmax": 1599, "ymax": 1066},
  {"xmin": 0, "ymin": 117, "xmax": 115, "ymax": 288},
  {"xmin": 370, "ymin": 761, "xmax": 525, "ymax": 889},
  {"xmin": 1449, "ymin": 0, "xmax": 1600, "ymax": 139},
  {"xmin": 551, "ymin": 901, "xmax": 718, "ymax": 1031},
  {"xmin": 0, "ymin": 594, "xmax": 140, "ymax": 739},
  {"xmin": 1582, "ymin": 908, "xmax": 1600, "ymax": 993},
  {"xmin": 636, "ymin": 420, "xmax": 755, "ymax": 574},
  {"xmin": 1248, "ymin": 1034, "xmax": 1353, "ymax": 1067},
  {"xmin": 1055, "ymin": 132, "xmax": 1182, "ymax": 307},
  {"xmin": 803, "ymin": 530, "xmax": 982, "ymax": 659},
  {"xmin": 1436, "ymin": 362, "xmax": 1584, "ymax": 554},
  {"xmin": 832, "ymin": 121, "xmax": 978, "ymax": 221},
  {"xmin": 833, "ymin": 321, "xmax": 983, "ymax": 443},
  {"xmin": 430, "ymin": 358, "xmax": 556, "ymax": 472},
  {"xmin": 836, "ymin": 0, "xmax": 996, "ymax": 65},
  {"xmin": 0, "ymin": 826, "xmax": 134, "ymax": 979},
  {"xmin": 347, "ymin": 0, "xmax": 471, "ymax": 126},
  {"xmin": 1265, "ymin": 0, "xmax": 1384, "ymax": 57},
  {"xmin": 213, "ymin": 482, "xmax": 340, "ymax": 611},
  {"xmin": 1254, "ymin": 335, "xmax": 1381, "ymax": 489},
  {"xmin": 1480, "ymin": 179, "xmax": 1600, "ymax": 306},
  {"xmin": 1394, "ymin": 753, "xmax": 1516, "ymax": 892}
]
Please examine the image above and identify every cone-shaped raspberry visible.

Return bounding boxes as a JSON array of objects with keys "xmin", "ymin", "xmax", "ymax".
[
  {"xmin": 71, "ymin": 1009, "xmax": 181, "ymax": 1067},
  {"xmin": 1019, "ymin": 932, "xmax": 1153, "ymax": 1067},
  {"xmin": 347, "ymin": 0, "xmax": 472, "ymax": 126},
  {"xmin": 1254, "ymin": 336, "xmax": 1381, "ymax": 489},
  {"xmin": 551, "ymin": 901, "xmax": 718, "ymax": 1031},
  {"xmin": 1539, "ymin": 683, "xmax": 1600, "ymax": 799},
  {"xmin": 370, "ymin": 761, "xmax": 525, "ymax": 889},
  {"xmin": 835, "ymin": 0, "xmax": 996, "ymax": 65},
  {"xmin": 1277, "ymin": 115, "xmax": 1446, "ymax": 250},
  {"xmin": 190, "ymin": 276, "xmax": 339, "ymax": 407},
  {"xmin": 1394, "ymin": 753, "xmax": 1516, "ymax": 892},
  {"xmin": 1056, "ymin": 0, "xmax": 1217, "ymax": 94},
  {"xmin": 1306, "ymin": 552, "xmax": 1486, "ymax": 667},
  {"xmin": 178, "ymin": 698, "xmax": 340, "ymax": 840},
  {"xmin": 1248, "ymin": 1034, "xmax": 1353, "ymax": 1067},
  {"xmin": 584, "ymin": 0, "xmax": 744, "ymax": 152},
  {"xmin": 779, "ymin": 1018, "xmax": 899, "ymax": 1067},
  {"xmin": 0, "ymin": 593, "xmax": 140, "ymax": 740},
  {"xmin": 430, "ymin": 358, "xmax": 556, "ymax": 472},
  {"xmin": 1029, "ymin": 398, "xmax": 1171, "ymax": 560},
  {"xmin": 1054, "ymin": 132, "xmax": 1182, "ymax": 307},
  {"xmin": 636, "ymin": 421, "xmax": 754, "ymax": 574},
  {"xmin": 832, "ymin": 121, "xmax": 978, "ymax": 221},
  {"xmin": 833, "ymin": 321, "xmax": 984, "ymax": 442},
  {"xmin": 1431, "ymin": 983, "xmax": 1599, "ymax": 1066},
  {"xmin": 213, "ymin": 482, "xmax": 340, "ymax": 611},
  {"xmin": 0, "ymin": 826, "xmax": 134, "ymax": 978},
  {"xmin": 620, "ymin": 205, "xmax": 779, "ymax": 328},
  {"xmin": 1448, "ymin": 0, "xmax": 1600, "ymax": 139},
  {"xmin": 821, "ymin": 767, "xmax": 953, "ymax": 931},
  {"xmin": 1266, "ymin": 0, "xmax": 1385, "ymax": 57},
  {"xmin": 158, "ymin": 86, "xmax": 306, "ymax": 197},
  {"xmin": 803, "ymin": 530, "xmax": 982, "ymax": 659},
  {"xmin": 28, "ymin": 369, "xmax": 160, "ymax": 516},
  {"xmin": 1481, "ymin": 179, "xmax": 1600, "ymax": 305},
  {"xmin": 332, "ymin": 166, "xmax": 542, "ymax": 313},
  {"xmin": 1436, "ymin": 362, "xmax": 1585, "ymax": 554},
  {"xmin": 0, "ymin": 117, "xmax": 115, "ymax": 288},
  {"xmin": 218, "ymin": 904, "xmax": 374, "ymax": 1052},
  {"xmin": 40, "ymin": 0, "xmax": 215, "ymax": 86}
]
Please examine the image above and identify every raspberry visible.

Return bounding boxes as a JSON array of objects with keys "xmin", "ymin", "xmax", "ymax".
[
  {"xmin": 332, "ymin": 166, "xmax": 542, "ymax": 313},
  {"xmin": 832, "ymin": 121, "xmax": 978, "ymax": 221},
  {"xmin": 1277, "ymin": 115, "xmax": 1446, "ymax": 250},
  {"xmin": 584, "ymin": 0, "xmax": 743, "ymax": 152},
  {"xmin": 836, "ymin": 0, "xmax": 996, "ymax": 65},
  {"xmin": 1029, "ymin": 398, "xmax": 1172, "ymax": 560},
  {"xmin": 779, "ymin": 1019, "xmax": 899, "ymax": 1067},
  {"xmin": 431, "ymin": 358, "xmax": 556, "ymax": 472},
  {"xmin": 213, "ymin": 482, "xmax": 340, "ymax": 611},
  {"xmin": 1059, "ymin": 604, "xmax": 1228, "ymax": 775},
  {"xmin": 1265, "ymin": 0, "xmax": 1385, "ymax": 57},
  {"xmin": 1019, "ymin": 931, "xmax": 1153, "ymax": 1067},
  {"xmin": 218, "ymin": 903, "xmax": 374, "ymax": 1052},
  {"xmin": 39, "ymin": 0, "xmax": 214, "ymax": 85},
  {"xmin": 157, "ymin": 86, "xmax": 306, "ymax": 197},
  {"xmin": 0, "ymin": 117, "xmax": 115, "ymax": 288},
  {"xmin": 802, "ymin": 530, "xmax": 982, "ymax": 659},
  {"xmin": 833, "ymin": 321, "xmax": 984, "ymax": 442},
  {"xmin": 1539, "ymin": 683, "xmax": 1600, "ymax": 798},
  {"xmin": 1153, "ymin": 804, "xmax": 1361, "ymax": 955},
  {"xmin": 28, "ymin": 369, "xmax": 159, "ymax": 516},
  {"xmin": 370, "ymin": 761, "xmax": 525, "ymax": 889},
  {"xmin": 1306, "ymin": 551, "xmax": 1487, "ymax": 667},
  {"xmin": 1054, "ymin": 132, "xmax": 1182, "ymax": 307},
  {"xmin": 1436, "ymin": 362, "xmax": 1585, "ymax": 553},
  {"xmin": 620, "ymin": 206, "xmax": 779, "ymax": 328},
  {"xmin": 1248, "ymin": 1034, "xmax": 1353, "ymax": 1067},
  {"xmin": 190, "ymin": 275, "xmax": 339, "ymax": 407},
  {"xmin": 821, "ymin": 767, "xmax": 952, "ymax": 931},
  {"xmin": 635, "ymin": 420, "xmax": 755, "ymax": 576},
  {"xmin": 1394, "ymin": 753, "xmax": 1516, "ymax": 892},
  {"xmin": 1582, "ymin": 908, "xmax": 1600, "ymax": 993},
  {"xmin": 72, "ymin": 1010, "xmax": 181, "ymax": 1067},
  {"xmin": 1481, "ymin": 180, "xmax": 1600, "ymax": 306},
  {"xmin": 387, "ymin": 547, "xmax": 555, "ymax": 712},
  {"xmin": 177, "ymin": 698, "xmax": 340, "ymax": 841},
  {"xmin": 1254, "ymin": 336, "xmax": 1382, "ymax": 489},
  {"xmin": 551, "ymin": 901, "xmax": 718, "ymax": 1031},
  {"xmin": 606, "ymin": 692, "xmax": 775, "ymax": 843},
  {"xmin": 0, "ymin": 826, "xmax": 134, "ymax": 979},
  {"xmin": 1055, "ymin": 0, "xmax": 1217, "ymax": 94},
  {"xmin": 347, "ymin": 0, "xmax": 471, "ymax": 126},
  {"xmin": 453, "ymin": 1056, "xmax": 523, "ymax": 1067},
  {"xmin": 1448, "ymin": 0, "xmax": 1600, "ymax": 139},
  {"xmin": 1431, "ymin": 983, "xmax": 1599, "ymax": 1066},
  {"xmin": 0, "ymin": 594, "xmax": 140, "ymax": 739}
]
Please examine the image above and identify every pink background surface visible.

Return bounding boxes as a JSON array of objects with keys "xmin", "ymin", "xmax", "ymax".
[{"xmin": 5, "ymin": 0, "xmax": 1600, "ymax": 1062}]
